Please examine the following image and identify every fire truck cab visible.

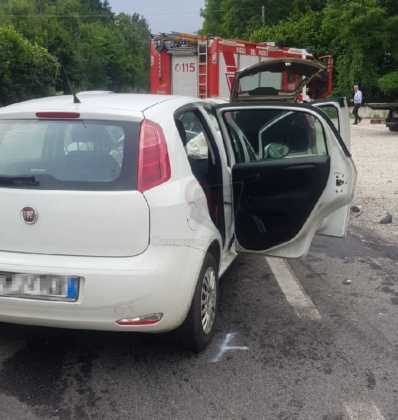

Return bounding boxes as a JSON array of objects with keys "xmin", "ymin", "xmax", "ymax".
[{"xmin": 150, "ymin": 32, "xmax": 333, "ymax": 100}]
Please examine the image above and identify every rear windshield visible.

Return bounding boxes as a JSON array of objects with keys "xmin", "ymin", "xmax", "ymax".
[
  {"xmin": 238, "ymin": 70, "xmax": 301, "ymax": 97},
  {"xmin": 0, "ymin": 119, "xmax": 139, "ymax": 190}
]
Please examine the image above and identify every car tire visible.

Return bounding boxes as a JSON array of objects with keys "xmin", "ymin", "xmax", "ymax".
[
  {"xmin": 388, "ymin": 126, "xmax": 398, "ymax": 132},
  {"xmin": 179, "ymin": 253, "xmax": 219, "ymax": 353}
]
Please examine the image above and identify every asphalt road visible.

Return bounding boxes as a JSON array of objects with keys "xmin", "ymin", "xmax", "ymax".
[{"xmin": 0, "ymin": 227, "xmax": 397, "ymax": 420}]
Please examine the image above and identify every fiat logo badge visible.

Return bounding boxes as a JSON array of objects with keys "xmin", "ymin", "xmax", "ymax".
[{"xmin": 21, "ymin": 207, "xmax": 38, "ymax": 225}]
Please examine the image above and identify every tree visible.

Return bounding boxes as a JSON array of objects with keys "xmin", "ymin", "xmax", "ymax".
[
  {"xmin": 113, "ymin": 13, "xmax": 151, "ymax": 90},
  {"xmin": 77, "ymin": 13, "xmax": 150, "ymax": 91},
  {"xmin": 0, "ymin": 26, "xmax": 59, "ymax": 106},
  {"xmin": 201, "ymin": 0, "xmax": 327, "ymax": 37},
  {"xmin": 378, "ymin": 0, "xmax": 398, "ymax": 15},
  {"xmin": 378, "ymin": 71, "xmax": 398, "ymax": 98},
  {"xmin": 202, "ymin": 0, "xmax": 397, "ymax": 99},
  {"xmin": 251, "ymin": 0, "xmax": 397, "ymax": 99},
  {"xmin": 0, "ymin": 0, "xmax": 151, "ymax": 94},
  {"xmin": 201, "ymin": 0, "xmax": 224, "ymax": 36},
  {"xmin": 251, "ymin": 10, "xmax": 324, "ymax": 53}
]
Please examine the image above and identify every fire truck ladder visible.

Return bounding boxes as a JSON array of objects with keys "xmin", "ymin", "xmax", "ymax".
[{"xmin": 197, "ymin": 39, "xmax": 209, "ymax": 98}]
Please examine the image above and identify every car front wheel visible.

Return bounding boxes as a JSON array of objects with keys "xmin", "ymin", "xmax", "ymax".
[{"xmin": 179, "ymin": 253, "xmax": 218, "ymax": 352}]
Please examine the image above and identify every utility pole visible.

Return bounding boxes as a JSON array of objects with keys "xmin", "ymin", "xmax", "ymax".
[{"xmin": 261, "ymin": 5, "xmax": 265, "ymax": 25}]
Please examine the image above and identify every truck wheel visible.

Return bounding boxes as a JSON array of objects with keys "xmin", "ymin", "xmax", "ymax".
[{"xmin": 179, "ymin": 253, "xmax": 219, "ymax": 352}]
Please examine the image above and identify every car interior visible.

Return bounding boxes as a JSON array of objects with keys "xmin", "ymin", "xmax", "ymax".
[
  {"xmin": 0, "ymin": 121, "xmax": 124, "ymax": 184},
  {"xmin": 175, "ymin": 110, "xmax": 225, "ymax": 244},
  {"xmin": 55, "ymin": 124, "xmax": 121, "ymax": 182},
  {"xmin": 222, "ymin": 109, "xmax": 330, "ymax": 250}
]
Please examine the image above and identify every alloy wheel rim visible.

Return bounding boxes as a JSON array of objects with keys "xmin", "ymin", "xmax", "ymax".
[{"xmin": 201, "ymin": 267, "xmax": 217, "ymax": 335}]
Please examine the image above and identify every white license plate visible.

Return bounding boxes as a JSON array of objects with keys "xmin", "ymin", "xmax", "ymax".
[{"xmin": 0, "ymin": 272, "xmax": 79, "ymax": 301}]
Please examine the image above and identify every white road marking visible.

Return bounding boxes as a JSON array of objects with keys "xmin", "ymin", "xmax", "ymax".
[
  {"xmin": 265, "ymin": 257, "xmax": 322, "ymax": 321},
  {"xmin": 210, "ymin": 333, "xmax": 249, "ymax": 363},
  {"xmin": 343, "ymin": 401, "xmax": 385, "ymax": 420}
]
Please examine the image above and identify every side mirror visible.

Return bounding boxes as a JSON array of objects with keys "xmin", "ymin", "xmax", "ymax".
[
  {"xmin": 185, "ymin": 132, "xmax": 209, "ymax": 160},
  {"xmin": 263, "ymin": 143, "xmax": 290, "ymax": 159}
]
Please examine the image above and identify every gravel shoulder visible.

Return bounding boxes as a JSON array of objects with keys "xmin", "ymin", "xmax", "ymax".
[{"xmin": 350, "ymin": 121, "xmax": 398, "ymax": 243}]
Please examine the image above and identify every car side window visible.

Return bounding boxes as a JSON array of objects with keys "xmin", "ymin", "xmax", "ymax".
[
  {"xmin": 224, "ymin": 113, "xmax": 258, "ymax": 163},
  {"xmin": 204, "ymin": 104, "xmax": 258, "ymax": 164},
  {"xmin": 222, "ymin": 109, "xmax": 327, "ymax": 162},
  {"xmin": 317, "ymin": 104, "xmax": 340, "ymax": 132},
  {"xmin": 176, "ymin": 110, "xmax": 211, "ymax": 162}
]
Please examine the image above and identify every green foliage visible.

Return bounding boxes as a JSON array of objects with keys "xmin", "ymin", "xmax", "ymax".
[
  {"xmin": 378, "ymin": 71, "xmax": 398, "ymax": 98},
  {"xmin": 0, "ymin": 26, "xmax": 59, "ymax": 106},
  {"xmin": 251, "ymin": 10, "xmax": 324, "ymax": 53},
  {"xmin": 0, "ymin": 0, "xmax": 151, "ymax": 104},
  {"xmin": 201, "ymin": 0, "xmax": 327, "ymax": 37},
  {"xmin": 378, "ymin": 0, "xmax": 398, "ymax": 15},
  {"xmin": 78, "ymin": 13, "xmax": 150, "ymax": 91},
  {"xmin": 322, "ymin": 0, "xmax": 390, "ymax": 98},
  {"xmin": 249, "ymin": 0, "xmax": 398, "ymax": 100},
  {"xmin": 201, "ymin": 0, "xmax": 224, "ymax": 36}
]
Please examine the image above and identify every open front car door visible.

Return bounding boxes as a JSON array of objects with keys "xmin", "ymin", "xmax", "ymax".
[{"xmin": 216, "ymin": 104, "xmax": 357, "ymax": 258}]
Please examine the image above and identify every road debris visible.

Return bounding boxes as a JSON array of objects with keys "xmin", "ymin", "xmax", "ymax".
[
  {"xmin": 350, "ymin": 124, "xmax": 398, "ymax": 242},
  {"xmin": 343, "ymin": 279, "xmax": 352, "ymax": 285},
  {"xmin": 350, "ymin": 205, "xmax": 362, "ymax": 216},
  {"xmin": 379, "ymin": 212, "xmax": 393, "ymax": 224}
]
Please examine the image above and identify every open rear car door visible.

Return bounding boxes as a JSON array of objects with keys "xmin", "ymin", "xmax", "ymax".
[{"xmin": 216, "ymin": 103, "xmax": 357, "ymax": 258}]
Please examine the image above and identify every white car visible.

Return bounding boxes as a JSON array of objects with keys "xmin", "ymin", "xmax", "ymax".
[{"xmin": 0, "ymin": 61, "xmax": 356, "ymax": 351}]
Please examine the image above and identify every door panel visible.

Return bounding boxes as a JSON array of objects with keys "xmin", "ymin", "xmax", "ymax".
[
  {"xmin": 175, "ymin": 107, "xmax": 226, "ymax": 244},
  {"xmin": 313, "ymin": 98, "xmax": 351, "ymax": 150},
  {"xmin": 233, "ymin": 156, "xmax": 330, "ymax": 250},
  {"xmin": 313, "ymin": 98, "xmax": 353, "ymax": 238},
  {"xmin": 216, "ymin": 104, "xmax": 356, "ymax": 257}
]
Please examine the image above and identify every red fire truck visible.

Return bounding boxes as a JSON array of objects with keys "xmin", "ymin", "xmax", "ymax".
[{"xmin": 150, "ymin": 32, "xmax": 333, "ymax": 99}]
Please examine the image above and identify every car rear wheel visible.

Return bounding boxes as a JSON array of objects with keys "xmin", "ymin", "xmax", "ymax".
[{"xmin": 179, "ymin": 253, "xmax": 218, "ymax": 352}]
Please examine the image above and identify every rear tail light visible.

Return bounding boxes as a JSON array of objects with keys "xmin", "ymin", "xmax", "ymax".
[{"xmin": 137, "ymin": 119, "xmax": 171, "ymax": 192}]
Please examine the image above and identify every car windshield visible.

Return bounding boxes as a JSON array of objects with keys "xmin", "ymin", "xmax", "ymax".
[{"xmin": 0, "ymin": 119, "xmax": 139, "ymax": 190}]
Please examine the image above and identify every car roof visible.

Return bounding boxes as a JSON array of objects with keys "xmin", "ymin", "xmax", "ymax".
[{"xmin": 0, "ymin": 93, "xmax": 198, "ymax": 119}]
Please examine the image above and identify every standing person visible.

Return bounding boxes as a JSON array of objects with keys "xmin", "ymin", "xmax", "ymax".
[{"xmin": 353, "ymin": 84, "xmax": 363, "ymax": 125}]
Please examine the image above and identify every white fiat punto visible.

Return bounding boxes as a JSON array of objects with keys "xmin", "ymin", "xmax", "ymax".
[{"xmin": 0, "ymin": 60, "xmax": 356, "ymax": 351}]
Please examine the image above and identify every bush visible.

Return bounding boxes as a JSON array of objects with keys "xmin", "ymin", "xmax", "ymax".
[
  {"xmin": 0, "ymin": 1, "xmax": 151, "ymax": 95},
  {"xmin": 0, "ymin": 26, "xmax": 59, "ymax": 106},
  {"xmin": 378, "ymin": 71, "xmax": 398, "ymax": 99}
]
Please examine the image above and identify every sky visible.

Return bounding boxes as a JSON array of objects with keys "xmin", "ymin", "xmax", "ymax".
[{"xmin": 109, "ymin": 0, "xmax": 205, "ymax": 34}]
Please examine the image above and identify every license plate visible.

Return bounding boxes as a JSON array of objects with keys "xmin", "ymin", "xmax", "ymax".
[{"xmin": 0, "ymin": 272, "xmax": 79, "ymax": 301}]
